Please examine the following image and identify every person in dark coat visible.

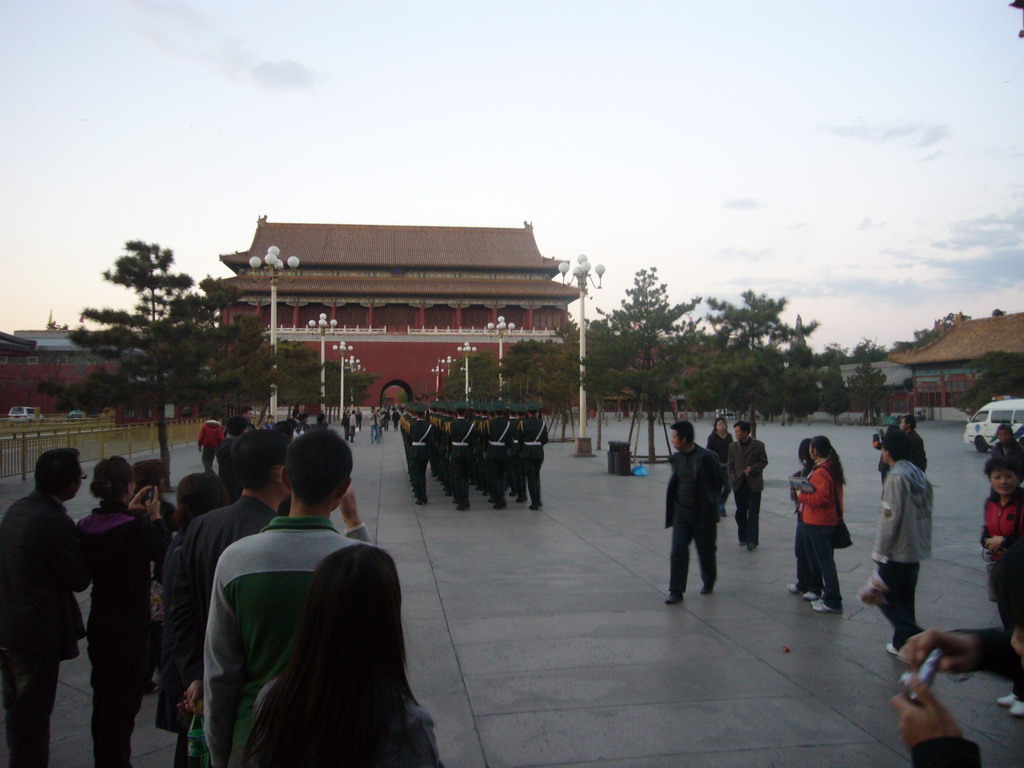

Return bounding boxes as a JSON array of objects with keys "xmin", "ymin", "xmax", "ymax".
[
  {"xmin": 216, "ymin": 415, "xmax": 249, "ymax": 503},
  {"xmin": 665, "ymin": 420, "xmax": 724, "ymax": 604},
  {"xmin": 0, "ymin": 448, "xmax": 91, "ymax": 768},
  {"xmin": 78, "ymin": 456, "xmax": 167, "ymax": 768},
  {"xmin": 156, "ymin": 473, "xmax": 229, "ymax": 768},
  {"xmin": 901, "ymin": 413, "xmax": 927, "ymax": 472}
]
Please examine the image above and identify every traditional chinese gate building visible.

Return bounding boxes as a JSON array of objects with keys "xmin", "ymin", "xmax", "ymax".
[{"xmin": 219, "ymin": 217, "xmax": 578, "ymax": 407}]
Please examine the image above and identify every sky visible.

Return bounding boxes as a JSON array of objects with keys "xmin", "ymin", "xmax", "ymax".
[{"xmin": 1, "ymin": 0, "xmax": 1022, "ymax": 351}]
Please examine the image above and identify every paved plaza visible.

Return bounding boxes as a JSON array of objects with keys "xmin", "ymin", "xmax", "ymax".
[{"xmin": 2, "ymin": 418, "xmax": 1022, "ymax": 767}]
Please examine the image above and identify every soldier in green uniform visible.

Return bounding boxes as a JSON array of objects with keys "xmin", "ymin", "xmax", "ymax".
[
  {"xmin": 448, "ymin": 403, "xmax": 476, "ymax": 510},
  {"xmin": 405, "ymin": 403, "xmax": 432, "ymax": 504},
  {"xmin": 507, "ymin": 403, "xmax": 527, "ymax": 503},
  {"xmin": 520, "ymin": 402, "xmax": 549, "ymax": 510},
  {"xmin": 485, "ymin": 401, "xmax": 513, "ymax": 509}
]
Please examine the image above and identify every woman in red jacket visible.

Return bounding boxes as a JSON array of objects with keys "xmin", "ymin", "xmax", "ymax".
[
  {"xmin": 796, "ymin": 435, "xmax": 845, "ymax": 614},
  {"xmin": 981, "ymin": 456, "xmax": 1024, "ymax": 716}
]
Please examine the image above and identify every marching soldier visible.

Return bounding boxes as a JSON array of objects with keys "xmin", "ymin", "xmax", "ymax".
[
  {"xmin": 448, "ymin": 402, "xmax": 476, "ymax": 510},
  {"xmin": 520, "ymin": 402, "xmax": 548, "ymax": 510},
  {"xmin": 406, "ymin": 403, "xmax": 432, "ymax": 504},
  {"xmin": 507, "ymin": 403, "xmax": 526, "ymax": 503},
  {"xmin": 485, "ymin": 401, "xmax": 513, "ymax": 509}
]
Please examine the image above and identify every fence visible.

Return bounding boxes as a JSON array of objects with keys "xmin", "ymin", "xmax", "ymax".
[{"xmin": 0, "ymin": 420, "xmax": 204, "ymax": 479}]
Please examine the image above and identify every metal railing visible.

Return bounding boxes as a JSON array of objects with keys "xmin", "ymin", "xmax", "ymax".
[{"xmin": 0, "ymin": 420, "xmax": 204, "ymax": 479}]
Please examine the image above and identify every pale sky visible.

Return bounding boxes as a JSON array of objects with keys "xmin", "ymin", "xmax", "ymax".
[{"xmin": 2, "ymin": 1, "xmax": 1022, "ymax": 350}]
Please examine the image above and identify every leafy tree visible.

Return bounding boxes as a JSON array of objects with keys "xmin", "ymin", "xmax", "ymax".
[
  {"xmin": 504, "ymin": 330, "xmax": 580, "ymax": 435},
  {"xmin": 210, "ymin": 314, "xmax": 274, "ymax": 418},
  {"xmin": 847, "ymin": 361, "xmax": 887, "ymax": 424},
  {"xmin": 586, "ymin": 268, "xmax": 700, "ymax": 461},
  {"xmin": 779, "ymin": 339, "xmax": 820, "ymax": 420},
  {"xmin": 891, "ymin": 313, "xmax": 970, "ymax": 353},
  {"xmin": 687, "ymin": 291, "xmax": 816, "ymax": 436},
  {"xmin": 819, "ymin": 364, "xmax": 850, "ymax": 424},
  {"xmin": 274, "ymin": 341, "xmax": 322, "ymax": 412},
  {"xmin": 61, "ymin": 241, "xmax": 235, "ymax": 468},
  {"xmin": 960, "ymin": 352, "xmax": 1024, "ymax": 413},
  {"xmin": 451, "ymin": 351, "xmax": 500, "ymax": 400},
  {"xmin": 849, "ymin": 338, "xmax": 889, "ymax": 364}
]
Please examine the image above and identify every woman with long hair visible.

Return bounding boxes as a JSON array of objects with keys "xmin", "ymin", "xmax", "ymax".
[
  {"xmin": 787, "ymin": 438, "xmax": 821, "ymax": 601},
  {"xmin": 705, "ymin": 417, "xmax": 733, "ymax": 516},
  {"xmin": 796, "ymin": 436, "xmax": 845, "ymax": 614},
  {"xmin": 77, "ymin": 456, "xmax": 167, "ymax": 768},
  {"xmin": 156, "ymin": 473, "xmax": 229, "ymax": 766},
  {"xmin": 244, "ymin": 545, "xmax": 442, "ymax": 768}
]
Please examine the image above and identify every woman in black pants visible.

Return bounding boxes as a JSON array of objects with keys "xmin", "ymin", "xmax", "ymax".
[{"xmin": 78, "ymin": 457, "xmax": 166, "ymax": 768}]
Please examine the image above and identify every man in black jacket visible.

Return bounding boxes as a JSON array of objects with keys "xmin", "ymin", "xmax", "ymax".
[
  {"xmin": 664, "ymin": 421, "xmax": 724, "ymax": 604},
  {"xmin": 901, "ymin": 414, "xmax": 928, "ymax": 473},
  {"xmin": 169, "ymin": 429, "xmax": 290, "ymax": 717},
  {"xmin": 0, "ymin": 448, "xmax": 91, "ymax": 768}
]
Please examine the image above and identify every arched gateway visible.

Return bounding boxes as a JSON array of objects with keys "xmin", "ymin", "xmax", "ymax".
[{"xmin": 218, "ymin": 219, "xmax": 575, "ymax": 411}]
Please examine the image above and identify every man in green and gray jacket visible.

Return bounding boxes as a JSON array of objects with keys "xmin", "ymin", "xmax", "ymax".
[{"xmin": 204, "ymin": 429, "xmax": 371, "ymax": 768}]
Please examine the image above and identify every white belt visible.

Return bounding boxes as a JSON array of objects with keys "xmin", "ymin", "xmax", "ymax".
[
  {"xmin": 524, "ymin": 442, "xmax": 543, "ymax": 446},
  {"xmin": 452, "ymin": 442, "xmax": 469, "ymax": 446},
  {"xmin": 412, "ymin": 442, "xmax": 427, "ymax": 446},
  {"xmin": 489, "ymin": 441, "xmax": 506, "ymax": 446}
]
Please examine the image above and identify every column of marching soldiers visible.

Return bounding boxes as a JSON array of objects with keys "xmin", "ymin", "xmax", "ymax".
[{"xmin": 400, "ymin": 401, "xmax": 549, "ymax": 511}]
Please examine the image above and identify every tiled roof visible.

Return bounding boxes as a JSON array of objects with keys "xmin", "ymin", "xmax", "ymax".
[
  {"xmin": 889, "ymin": 312, "xmax": 1024, "ymax": 364},
  {"xmin": 0, "ymin": 331, "xmax": 37, "ymax": 355},
  {"xmin": 221, "ymin": 220, "xmax": 562, "ymax": 272},
  {"xmin": 225, "ymin": 275, "xmax": 579, "ymax": 303}
]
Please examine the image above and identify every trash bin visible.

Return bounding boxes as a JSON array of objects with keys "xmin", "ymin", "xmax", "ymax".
[
  {"xmin": 607, "ymin": 441, "xmax": 623, "ymax": 474},
  {"xmin": 616, "ymin": 442, "xmax": 632, "ymax": 476}
]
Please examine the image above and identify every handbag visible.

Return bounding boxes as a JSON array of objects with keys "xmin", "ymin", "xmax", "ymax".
[{"xmin": 830, "ymin": 470, "xmax": 853, "ymax": 549}]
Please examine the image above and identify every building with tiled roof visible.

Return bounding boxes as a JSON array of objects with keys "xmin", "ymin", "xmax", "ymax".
[
  {"xmin": 889, "ymin": 311, "xmax": 1024, "ymax": 419},
  {"xmin": 219, "ymin": 217, "xmax": 578, "ymax": 408}
]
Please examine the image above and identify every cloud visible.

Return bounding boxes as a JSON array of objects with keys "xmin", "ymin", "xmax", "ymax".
[
  {"xmin": 250, "ymin": 60, "xmax": 317, "ymax": 90},
  {"xmin": 722, "ymin": 199, "xmax": 764, "ymax": 210},
  {"xmin": 125, "ymin": 0, "xmax": 321, "ymax": 91},
  {"xmin": 716, "ymin": 247, "xmax": 771, "ymax": 262},
  {"xmin": 819, "ymin": 121, "xmax": 950, "ymax": 149},
  {"xmin": 857, "ymin": 217, "xmax": 887, "ymax": 231},
  {"xmin": 930, "ymin": 207, "xmax": 1024, "ymax": 252}
]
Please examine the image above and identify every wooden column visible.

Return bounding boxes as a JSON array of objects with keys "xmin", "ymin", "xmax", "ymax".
[
  {"xmin": 292, "ymin": 303, "xmax": 300, "ymax": 327},
  {"xmin": 330, "ymin": 300, "xmax": 337, "ymax": 322},
  {"xmin": 367, "ymin": 304, "xmax": 375, "ymax": 327},
  {"xmin": 455, "ymin": 305, "xmax": 462, "ymax": 329},
  {"xmin": 527, "ymin": 306, "xmax": 534, "ymax": 331},
  {"xmin": 417, "ymin": 304, "xmax": 426, "ymax": 329}
]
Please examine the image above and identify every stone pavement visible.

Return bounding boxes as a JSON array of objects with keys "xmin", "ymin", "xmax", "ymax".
[{"xmin": 2, "ymin": 419, "xmax": 1022, "ymax": 767}]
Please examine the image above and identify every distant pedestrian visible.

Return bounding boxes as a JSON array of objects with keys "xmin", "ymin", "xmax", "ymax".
[
  {"xmin": 664, "ymin": 420, "xmax": 723, "ymax": 605},
  {"xmin": 0, "ymin": 448, "xmax": 91, "ymax": 768},
  {"xmin": 197, "ymin": 418, "xmax": 225, "ymax": 473},
  {"xmin": 860, "ymin": 430, "xmax": 933, "ymax": 655},
  {"xmin": 370, "ymin": 407, "xmax": 382, "ymax": 443},
  {"xmin": 216, "ymin": 416, "xmax": 249, "ymax": 503},
  {"xmin": 990, "ymin": 423, "xmax": 1024, "ymax": 471},
  {"xmin": 900, "ymin": 414, "xmax": 927, "ymax": 472},
  {"xmin": 705, "ymin": 417, "xmax": 732, "ymax": 517},
  {"xmin": 796, "ymin": 436, "xmax": 845, "ymax": 614},
  {"xmin": 786, "ymin": 438, "xmax": 820, "ymax": 602},
  {"xmin": 355, "ymin": 408, "xmax": 363, "ymax": 431},
  {"xmin": 727, "ymin": 420, "xmax": 768, "ymax": 551}
]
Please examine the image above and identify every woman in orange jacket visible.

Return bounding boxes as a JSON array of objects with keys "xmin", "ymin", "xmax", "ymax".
[{"xmin": 796, "ymin": 435, "xmax": 845, "ymax": 614}]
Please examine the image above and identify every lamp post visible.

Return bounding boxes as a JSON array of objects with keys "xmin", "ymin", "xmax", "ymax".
[
  {"xmin": 308, "ymin": 313, "xmax": 338, "ymax": 413},
  {"xmin": 558, "ymin": 254, "xmax": 605, "ymax": 457},
  {"xmin": 456, "ymin": 342, "xmax": 476, "ymax": 398},
  {"xmin": 486, "ymin": 315, "xmax": 516, "ymax": 390},
  {"xmin": 332, "ymin": 342, "xmax": 354, "ymax": 418},
  {"xmin": 248, "ymin": 245, "xmax": 300, "ymax": 419}
]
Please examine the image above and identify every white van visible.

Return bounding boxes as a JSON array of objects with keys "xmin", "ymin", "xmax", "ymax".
[
  {"xmin": 7, "ymin": 406, "xmax": 41, "ymax": 422},
  {"xmin": 963, "ymin": 398, "xmax": 1024, "ymax": 452}
]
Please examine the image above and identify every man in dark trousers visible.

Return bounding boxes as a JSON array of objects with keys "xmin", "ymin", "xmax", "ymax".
[
  {"xmin": 727, "ymin": 420, "xmax": 769, "ymax": 551},
  {"xmin": 901, "ymin": 413, "xmax": 928, "ymax": 472},
  {"xmin": 485, "ymin": 402, "xmax": 513, "ymax": 510},
  {"xmin": 519, "ymin": 403, "xmax": 548, "ymax": 510},
  {"xmin": 449, "ymin": 403, "xmax": 477, "ymax": 511},
  {"xmin": 664, "ymin": 421, "xmax": 724, "ymax": 604},
  {"xmin": 0, "ymin": 448, "xmax": 91, "ymax": 768},
  {"xmin": 169, "ymin": 429, "xmax": 291, "ymax": 718},
  {"xmin": 406, "ymin": 403, "xmax": 432, "ymax": 504}
]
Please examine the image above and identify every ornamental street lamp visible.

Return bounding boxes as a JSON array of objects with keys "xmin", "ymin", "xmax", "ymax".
[
  {"xmin": 308, "ymin": 313, "xmax": 339, "ymax": 412},
  {"xmin": 248, "ymin": 245, "xmax": 300, "ymax": 419},
  {"xmin": 332, "ymin": 342, "xmax": 355, "ymax": 418},
  {"xmin": 558, "ymin": 254, "xmax": 605, "ymax": 457},
  {"xmin": 486, "ymin": 315, "xmax": 516, "ymax": 390},
  {"xmin": 456, "ymin": 342, "xmax": 477, "ymax": 398}
]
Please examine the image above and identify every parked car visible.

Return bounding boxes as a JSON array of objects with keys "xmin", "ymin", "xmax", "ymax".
[
  {"xmin": 8, "ymin": 406, "xmax": 42, "ymax": 422},
  {"xmin": 963, "ymin": 397, "xmax": 1024, "ymax": 452},
  {"xmin": 67, "ymin": 410, "xmax": 85, "ymax": 420}
]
